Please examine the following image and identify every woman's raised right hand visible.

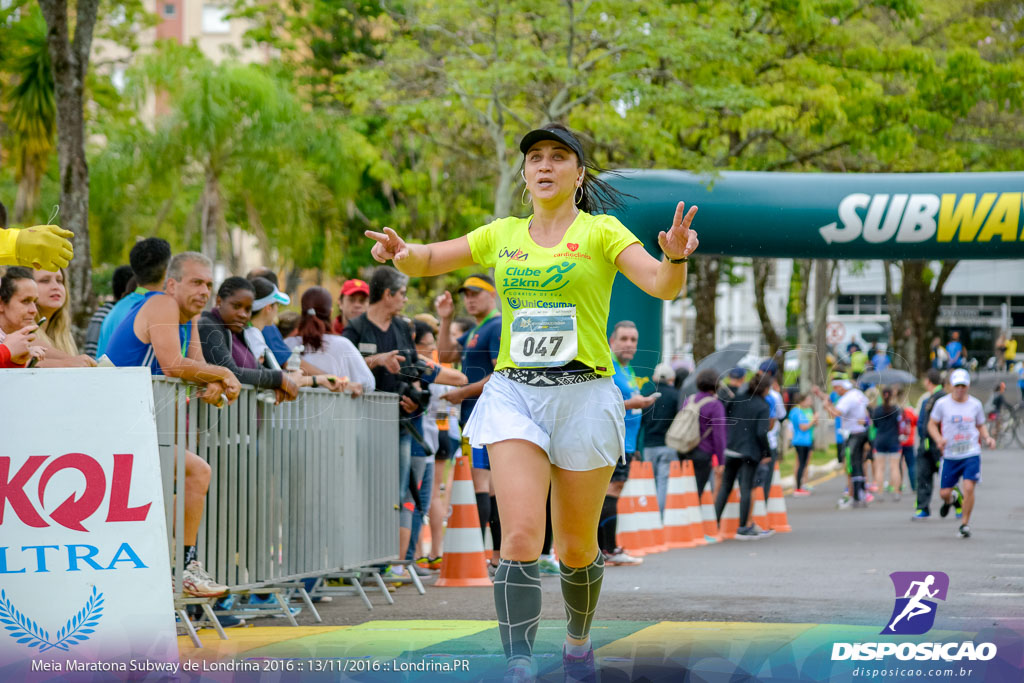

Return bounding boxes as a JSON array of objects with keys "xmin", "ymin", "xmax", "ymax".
[{"xmin": 365, "ymin": 227, "xmax": 409, "ymax": 264}]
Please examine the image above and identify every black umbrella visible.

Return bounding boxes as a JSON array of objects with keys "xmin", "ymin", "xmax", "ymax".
[
  {"xmin": 680, "ymin": 341, "xmax": 754, "ymax": 397},
  {"xmin": 856, "ymin": 368, "xmax": 917, "ymax": 386}
]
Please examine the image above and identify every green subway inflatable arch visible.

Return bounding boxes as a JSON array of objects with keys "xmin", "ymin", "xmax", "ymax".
[{"xmin": 603, "ymin": 170, "xmax": 1024, "ymax": 371}]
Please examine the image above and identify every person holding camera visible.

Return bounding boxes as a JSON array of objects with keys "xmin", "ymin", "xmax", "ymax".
[{"xmin": 342, "ymin": 266, "xmax": 466, "ymax": 572}]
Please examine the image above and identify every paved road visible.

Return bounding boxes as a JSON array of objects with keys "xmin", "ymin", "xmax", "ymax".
[{"xmin": 305, "ymin": 445, "xmax": 1024, "ymax": 632}]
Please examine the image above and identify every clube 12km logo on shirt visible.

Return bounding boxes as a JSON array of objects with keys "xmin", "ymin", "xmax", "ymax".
[{"xmin": 831, "ymin": 572, "xmax": 997, "ymax": 662}]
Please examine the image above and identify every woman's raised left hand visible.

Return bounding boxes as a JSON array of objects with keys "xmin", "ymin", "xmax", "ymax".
[{"xmin": 658, "ymin": 202, "xmax": 699, "ymax": 261}]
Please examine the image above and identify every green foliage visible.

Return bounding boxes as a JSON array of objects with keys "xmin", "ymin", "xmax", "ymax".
[
  {"xmin": 90, "ymin": 43, "xmax": 377, "ymax": 273},
  {"xmin": 0, "ymin": 4, "xmax": 55, "ymax": 220},
  {"xmin": 6, "ymin": 0, "xmax": 1022, "ymax": 286}
]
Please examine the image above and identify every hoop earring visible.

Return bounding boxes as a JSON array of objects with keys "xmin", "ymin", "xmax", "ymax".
[
  {"xmin": 521, "ymin": 169, "xmax": 527, "ymax": 182},
  {"xmin": 522, "ymin": 185, "xmax": 531, "ymax": 205},
  {"xmin": 574, "ymin": 184, "xmax": 583, "ymax": 206}
]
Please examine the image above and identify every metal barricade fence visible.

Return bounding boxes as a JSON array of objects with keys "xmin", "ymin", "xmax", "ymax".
[{"xmin": 151, "ymin": 378, "xmax": 399, "ymax": 592}]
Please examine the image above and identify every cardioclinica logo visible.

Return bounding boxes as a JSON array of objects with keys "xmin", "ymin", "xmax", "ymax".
[{"xmin": 831, "ymin": 572, "xmax": 998, "ymax": 663}]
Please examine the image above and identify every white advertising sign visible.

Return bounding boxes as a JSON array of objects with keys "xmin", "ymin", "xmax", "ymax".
[{"xmin": 0, "ymin": 368, "xmax": 177, "ymax": 678}]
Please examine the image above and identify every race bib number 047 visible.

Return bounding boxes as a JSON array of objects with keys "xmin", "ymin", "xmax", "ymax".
[{"xmin": 509, "ymin": 307, "xmax": 578, "ymax": 368}]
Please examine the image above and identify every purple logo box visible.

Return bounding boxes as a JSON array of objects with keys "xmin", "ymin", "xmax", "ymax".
[{"xmin": 881, "ymin": 571, "xmax": 950, "ymax": 635}]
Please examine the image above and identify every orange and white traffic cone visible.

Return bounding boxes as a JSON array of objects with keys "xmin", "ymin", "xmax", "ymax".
[
  {"xmin": 636, "ymin": 461, "xmax": 667, "ymax": 554},
  {"xmin": 753, "ymin": 488, "xmax": 770, "ymax": 531},
  {"xmin": 420, "ymin": 522, "xmax": 432, "ymax": 557},
  {"xmin": 436, "ymin": 456, "xmax": 492, "ymax": 587},
  {"xmin": 700, "ymin": 489, "xmax": 719, "ymax": 543},
  {"xmin": 680, "ymin": 461, "xmax": 706, "ymax": 547},
  {"xmin": 768, "ymin": 462, "xmax": 793, "ymax": 532},
  {"xmin": 616, "ymin": 461, "xmax": 650, "ymax": 555},
  {"xmin": 719, "ymin": 488, "xmax": 740, "ymax": 540},
  {"xmin": 663, "ymin": 460, "xmax": 695, "ymax": 549}
]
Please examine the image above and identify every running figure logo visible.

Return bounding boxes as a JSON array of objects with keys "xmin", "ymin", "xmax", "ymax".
[{"xmin": 882, "ymin": 571, "xmax": 949, "ymax": 635}]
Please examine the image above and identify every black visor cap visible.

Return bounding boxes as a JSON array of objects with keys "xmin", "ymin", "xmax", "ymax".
[{"xmin": 519, "ymin": 127, "xmax": 585, "ymax": 164}]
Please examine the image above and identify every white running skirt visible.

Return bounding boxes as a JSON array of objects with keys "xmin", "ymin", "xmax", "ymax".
[{"xmin": 464, "ymin": 371, "xmax": 625, "ymax": 471}]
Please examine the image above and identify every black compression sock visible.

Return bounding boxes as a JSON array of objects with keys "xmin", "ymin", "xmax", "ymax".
[
  {"xmin": 597, "ymin": 495, "xmax": 619, "ymax": 554},
  {"xmin": 493, "ymin": 559, "xmax": 542, "ymax": 663},
  {"xmin": 489, "ymin": 495, "xmax": 501, "ymax": 551},
  {"xmin": 476, "ymin": 492, "xmax": 491, "ymax": 539},
  {"xmin": 560, "ymin": 553, "xmax": 605, "ymax": 641}
]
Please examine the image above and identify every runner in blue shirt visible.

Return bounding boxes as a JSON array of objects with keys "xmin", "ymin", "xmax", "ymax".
[
  {"xmin": 788, "ymin": 392, "xmax": 818, "ymax": 495},
  {"xmin": 946, "ymin": 331, "xmax": 964, "ymax": 369}
]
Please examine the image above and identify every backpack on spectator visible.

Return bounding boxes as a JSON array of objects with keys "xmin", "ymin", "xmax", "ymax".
[{"xmin": 665, "ymin": 395, "xmax": 716, "ymax": 453}]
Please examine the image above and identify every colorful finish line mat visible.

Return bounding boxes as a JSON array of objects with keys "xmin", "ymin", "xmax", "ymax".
[
  {"xmin": 4, "ymin": 619, "xmax": 1021, "ymax": 681},
  {"xmin": 166, "ymin": 619, "xmax": 1020, "ymax": 682}
]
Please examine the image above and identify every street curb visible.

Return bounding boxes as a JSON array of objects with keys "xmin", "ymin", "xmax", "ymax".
[{"xmin": 781, "ymin": 459, "xmax": 842, "ymax": 492}]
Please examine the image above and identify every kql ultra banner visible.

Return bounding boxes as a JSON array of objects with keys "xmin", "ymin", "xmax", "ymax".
[{"xmin": 0, "ymin": 368, "xmax": 177, "ymax": 678}]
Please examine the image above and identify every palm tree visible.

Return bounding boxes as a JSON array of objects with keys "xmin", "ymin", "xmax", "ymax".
[
  {"xmin": 118, "ymin": 43, "xmax": 373, "ymax": 271},
  {"xmin": 1, "ymin": 5, "xmax": 56, "ymax": 222}
]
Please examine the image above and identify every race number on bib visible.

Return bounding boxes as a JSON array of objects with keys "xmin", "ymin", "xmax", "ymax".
[
  {"xmin": 509, "ymin": 307, "xmax": 578, "ymax": 368},
  {"xmin": 949, "ymin": 439, "xmax": 976, "ymax": 457}
]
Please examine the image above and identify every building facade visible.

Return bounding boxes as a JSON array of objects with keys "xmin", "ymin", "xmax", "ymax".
[{"xmin": 663, "ymin": 259, "xmax": 1024, "ymax": 366}]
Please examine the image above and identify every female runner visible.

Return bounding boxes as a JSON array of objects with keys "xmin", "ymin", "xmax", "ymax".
[{"xmin": 367, "ymin": 124, "xmax": 699, "ymax": 681}]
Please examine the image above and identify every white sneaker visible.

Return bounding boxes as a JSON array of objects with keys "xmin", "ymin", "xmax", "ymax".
[
  {"xmin": 604, "ymin": 549, "xmax": 643, "ymax": 566},
  {"xmin": 182, "ymin": 560, "xmax": 228, "ymax": 597}
]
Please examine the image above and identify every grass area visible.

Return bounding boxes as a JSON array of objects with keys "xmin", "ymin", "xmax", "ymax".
[{"xmin": 777, "ymin": 447, "xmax": 837, "ymax": 481}]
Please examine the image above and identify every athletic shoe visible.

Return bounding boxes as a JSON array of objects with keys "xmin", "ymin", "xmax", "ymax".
[
  {"xmin": 246, "ymin": 594, "xmax": 301, "ymax": 615},
  {"xmin": 428, "ymin": 556, "xmax": 444, "ymax": 571},
  {"xmin": 867, "ymin": 483, "xmax": 879, "ymax": 493},
  {"xmin": 410, "ymin": 563, "xmax": 432, "ymax": 578},
  {"xmin": 186, "ymin": 609, "xmax": 246, "ymax": 629},
  {"xmin": 754, "ymin": 525, "xmax": 775, "ymax": 538},
  {"xmin": 382, "ymin": 565, "xmax": 408, "ymax": 584},
  {"xmin": 214, "ymin": 594, "xmax": 237, "ymax": 610},
  {"xmin": 415, "ymin": 556, "xmax": 431, "ymax": 570},
  {"xmin": 562, "ymin": 643, "xmax": 598, "ymax": 683},
  {"xmin": 837, "ymin": 496, "xmax": 852, "ymax": 510},
  {"xmin": 864, "ymin": 492, "xmax": 875, "ymax": 503},
  {"xmin": 953, "ymin": 486, "xmax": 964, "ymax": 518},
  {"xmin": 891, "ymin": 492, "xmax": 902, "ymax": 503},
  {"xmin": 735, "ymin": 525, "xmax": 762, "ymax": 540},
  {"xmin": 502, "ymin": 658, "xmax": 535, "ymax": 683},
  {"xmin": 958, "ymin": 524, "xmax": 971, "ymax": 539},
  {"xmin": 940, "ymin": 488, "xmax": 962, "ymax": 518},
  {"xmin": 604, "ymin": 549, "xmax": 643, "ymax": 565},
  {"xmin": 538, "ymin": 558, "xmax": 560, "ymax": 576},
  {"xmin": 912, "ymin": 509, "xmax": 930, "ymax": 520},
  {"xmin": 215, "ymin": 614, "xmax": 246, "ymax": 628},
  {"xmin": 793, "ymin": 488, "xmax": 811, "ymax": 497},
  {"xmin": 182, "ymin": 560, "xmax": 228, "ymax": 598}
]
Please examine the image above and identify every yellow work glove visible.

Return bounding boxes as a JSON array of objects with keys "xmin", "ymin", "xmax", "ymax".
[{"xmin": 0, "ymin": 225, "xmax": 75, "ymax": 270}]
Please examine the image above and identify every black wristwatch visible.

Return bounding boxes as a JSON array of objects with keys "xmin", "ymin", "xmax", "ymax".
[
  {"xmin": 311, "ymin": 376, "xmax": 318, "ymax": 388},
  {"xmin": 665, "ymin": 254, "xmax": 688, "ymax": 264}
]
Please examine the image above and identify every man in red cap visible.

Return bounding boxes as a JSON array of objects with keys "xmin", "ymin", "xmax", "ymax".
[{"xmin": 333, "ymin": 278, "xmax": 370, "ymax": 334}]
